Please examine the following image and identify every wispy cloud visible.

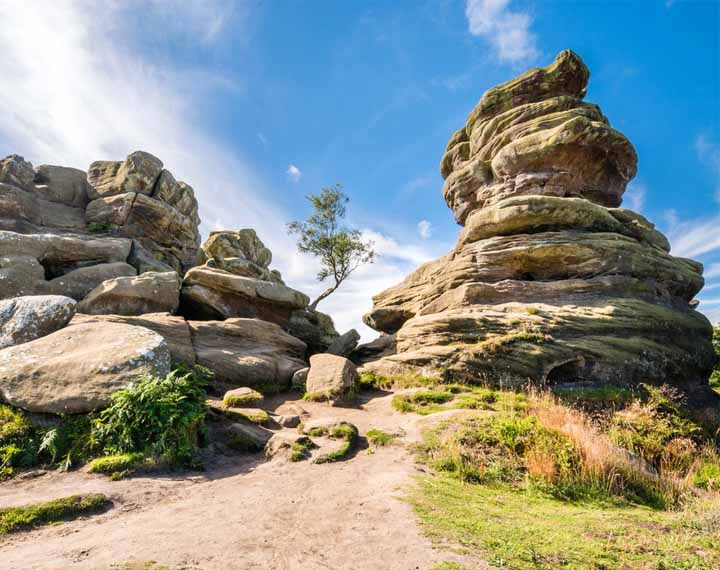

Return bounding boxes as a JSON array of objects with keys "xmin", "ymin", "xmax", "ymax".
[
  {"xmin": 0, "ymin": 1, "xmax": 444, "ymax": 340},
  {"xmin": 287, "ymin": 164, "xmax": 303, "ymax": 183},
  {"xmin": 706, "ymin": 263, "xmax": 720, "ymax": 280},
  {"xmin": 465, "ymin": 0, "xmax": 538, "ymax": 64},
  {"xmin": 418, "ymin": 219, "xmax": 433, "ymax": 239},
  {"xmin": 694, "ymin": 133, "xmax": 720, "ymax": 202},
  {"xmin": 623, "ymin": 182, "xmax": 647, "ymax": 213},
  {"xmin": 667, "ymin": 215, "xmax": 720, "ymax": 259}
]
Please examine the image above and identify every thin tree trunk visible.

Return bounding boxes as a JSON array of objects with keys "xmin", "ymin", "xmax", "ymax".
[{"xmin": 308, "ymin": 281, "xmax": 341, "ymax": 311}]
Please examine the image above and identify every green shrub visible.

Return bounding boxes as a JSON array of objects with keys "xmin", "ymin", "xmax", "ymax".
[
  {"xmin": 92, "ymin": 366, "xmax": 210, "ymax": 466},
  {"xmin": 0, "ymin": 494, "xmax": 109, "ymax": 535}
]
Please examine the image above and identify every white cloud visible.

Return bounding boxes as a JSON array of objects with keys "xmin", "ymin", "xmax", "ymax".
[
  {"xmin": 705, "ymin": 263, "xmax": 720, "ymax": 280},
  {"xmin": 623, "ymin": 182, "xmax": 647, "ymax": 213},
  {"xmin": 287, "ymin": 164, "xmax": 302, "ymax": 183},
  {"xmin": 0, "ymin": 2, "xmax": 444, "ymax": 341},
  {"xmin": 418, "ymin": 219, "xmax": 433, "ymax": 239},
  {"xmin": 667, "ymin": 215, "xmax": 720, "ymax": 259},
  {"xmin": 465, "ymin": 0, "xmax": 538, "ymax": 64},
  {"xmin": 694, "ymin": 133, "xmax": 720, "ymax": 202}
]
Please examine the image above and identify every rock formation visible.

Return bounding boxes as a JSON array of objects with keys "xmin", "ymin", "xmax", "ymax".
[
  {"xmin": 0, "ymin": 150, "xmax": 201, "ymax": 309},
  {"xmin": 363, "ymin": 50, "xmax": 716, "ymax": 397},
  {"xmin": 181, "ymin": 229, "xmax": 310, "ymax": 326}
]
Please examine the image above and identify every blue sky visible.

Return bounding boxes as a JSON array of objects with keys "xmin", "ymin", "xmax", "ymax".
[{"xmin": 0, "ymin": 0, "xmax": 718, "ymax": 337}]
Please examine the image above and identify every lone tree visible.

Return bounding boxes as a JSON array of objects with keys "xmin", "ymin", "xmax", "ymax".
[{"xmin": 288, "ymin": 184, "xmax": 375, "ymax": 311}]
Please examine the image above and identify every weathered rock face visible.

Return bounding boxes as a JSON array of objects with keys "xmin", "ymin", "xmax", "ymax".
[
  {"xmin": 363, "ymin": 50, "xmax": 716, "ymax": 396},
  {"xmin": 86, "ymin": 151, "xmax": 201, "ymax": 273},
  {"xmin": 441, "ymin": 50, "xmax": 637, "ymax": 226},
  {"xmin": 0, "ymin": 295, "xmax": 76, "ymax": 349},
  {"xmin": 71, "ymin": 312, "xmax": 195, "ymax": 366},
  {"xmin": 0, "ymin": 321, "xmax": 171, "ymax": 414},
  {"xmin": 188, "ymin": 318, "xmax": 307, "ymax": 393},
  {"xmin": 77, "ymin": 271, "xmax": 180, "ymax": 316},
  {"xmin": 180, "ymin": 230, "xmax": 309, "ymax": 326},
  {"xmin": 286, "ymin": 309, "xmax": 339, "ymax": 355},
  {"xmin": 0, "ymin": 150, "xmax": 201, "ymax": 312}
]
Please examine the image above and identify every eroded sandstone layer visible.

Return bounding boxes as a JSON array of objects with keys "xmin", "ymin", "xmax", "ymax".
[{"xmin": 363, "ymin": 50, "xmax": 716, "ymax": 396}]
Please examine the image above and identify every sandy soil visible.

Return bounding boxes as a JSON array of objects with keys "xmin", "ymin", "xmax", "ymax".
[{"xmin": 0, "ymin": 391, "xmax": 485, "ymax": 570}]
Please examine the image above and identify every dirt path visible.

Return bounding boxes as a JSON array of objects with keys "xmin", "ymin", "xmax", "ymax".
[{"xmin": 0, "ymin": 391, "xmax": 483, "ymax": 570}]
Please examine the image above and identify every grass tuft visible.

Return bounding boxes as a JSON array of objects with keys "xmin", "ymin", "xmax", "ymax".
[{"xmin": 366, "ymin": 429, "xmax": 397, "ymax": 447}]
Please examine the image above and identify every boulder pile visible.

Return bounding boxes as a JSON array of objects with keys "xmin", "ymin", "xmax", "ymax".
[
  {"xmin": 0, "ymin": 150, "xmax": 345, "ymax": 413},
  {"xmin": 362, "ymin": 50, "xmax": 716, "ymax": 398}
]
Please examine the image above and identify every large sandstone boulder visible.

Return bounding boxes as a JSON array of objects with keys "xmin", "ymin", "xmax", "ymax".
[
  {"xmin": 362, "ymin": 50, "xmax": 716, "ymax": 398},
  {"xmin": 180, "ymin": 230, "xmax": 309, "ymax": 327},
  {"xmin": 71, "ymin": 312, "xmax": 195, "ymax": 366},
  {"xmin": 188, "ymin": 318, "xmax": 307, "ymax": 394},
  {"xmin": 77, "ymin": 271, "xmax": 180, "ymax": 316},
  {"xmin": 0, "ymin": 295, "xmax": 76, "ymax": 349},
  {"xmin": 305, "ymin": 354, "xmax": 358, "ymax": 400},
  {"xmin": 0, "ymin": 321, "xmax": 171, "ymax": 413}
]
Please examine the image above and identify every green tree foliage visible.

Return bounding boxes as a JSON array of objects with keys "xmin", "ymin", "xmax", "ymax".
[{"xmin": 287, "ymin": 185, "xmax": 375, "ymax": 310}]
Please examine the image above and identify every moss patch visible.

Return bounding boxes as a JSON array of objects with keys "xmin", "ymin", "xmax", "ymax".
[
  {"xmin": 313, "ymin": 424, "xmax": 359, "ymax": 464},
  {"xmin": 87, "ymin": 452, "xmax": 147, "ymax": 479},
  {"xmin": 0, "ymin": 494, "xmax": 109, "ymax": 535},
  {"xmin": 289, "ymin": 438, "xmax": 317, "ymax": 462}
]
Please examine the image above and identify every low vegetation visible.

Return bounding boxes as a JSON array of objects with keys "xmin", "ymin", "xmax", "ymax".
[
  {"xmin": 409, "ymin": 386, "xmax": 720, "ymax": 568},
  {"xmin": 289, "ymin": 437, "xmax": 317, "ymax": 462},
  {"xmin": 366, "ymin": 428, "xmax": 397, "ymax": 447},
  {"xmin": 313, "ymin": 423, "xmax": 359, "ymax": 464},
  {"xmin": 0, "ymin": 366, "xmax": 211, "ymax": 479},
  {"xmin": 0, "ymin": 493, "xmax": 109, "ymax": 535},
  {"xmin": 392, "ymin": 385, "xmax": 519, "ymax": 416},
  {"xmin": 711, "ymin": 324, "xmax": 719, "ymax": 393}
]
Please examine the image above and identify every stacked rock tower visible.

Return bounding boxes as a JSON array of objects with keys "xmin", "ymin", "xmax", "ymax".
[{"xmin": 363, "ymin": 50, "xmax": 716, "ymax": 397}]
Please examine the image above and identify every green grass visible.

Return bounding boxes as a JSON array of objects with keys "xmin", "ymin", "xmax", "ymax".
[
  {"xmin": 303, "ymin": 385, "xmax": 358, "ymax": 403},
  {"xmin": 432, "ymin": 563, "xmax": 465, "ymax": 570},
  {"xmin": 410, "ymin": 476, "xmax": 720, "ymax": 570},
  {"xmin": 0, "ymin": 494, "xmax": 109, "ymax": 535},
  {"xmin": 366, "ymin": 429, "xmax": 397, "ymax": 447},
  {"xmin": 391, "ymin": 386, "xmax": 520, "ymax": 416},
  {"xmin": 313, "ymin": 424, "xmax": 359, "ymax": 464},
  {"xmin": 358, "ymin": 371, "xmax": 437, "ymax": 391}
]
